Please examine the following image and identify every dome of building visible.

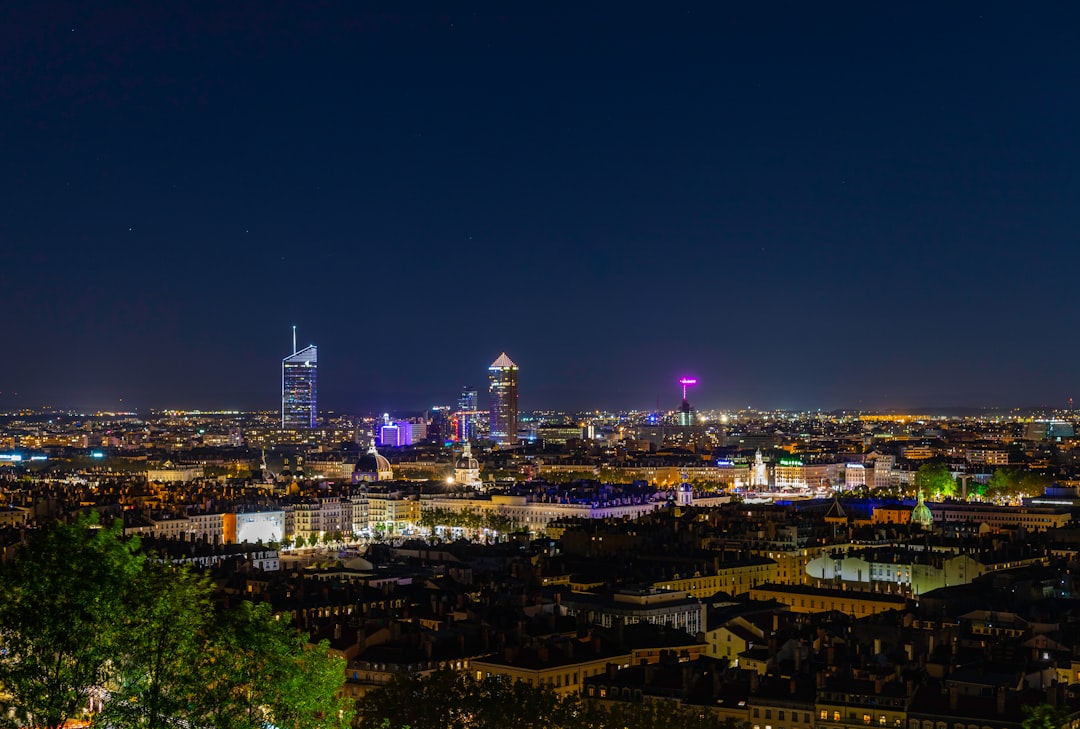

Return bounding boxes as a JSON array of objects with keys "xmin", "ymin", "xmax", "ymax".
[
  {"xmin": 676, "ymin": 478, "xmax": 693, "ymax": 507},
  {"xmin": 454, "ymin": 441, "xmax": 482, "ymax": 487},
  {"xmin": 911, "ymin": 491, "xmax": 934, "ymax": 529},
  {"xmin": 354, "ymin": 444, "xmax": 392, "ymax": 482},
  {"xmin": 456, "ymin": 442, "xmax": 479, "ymax": 471}
]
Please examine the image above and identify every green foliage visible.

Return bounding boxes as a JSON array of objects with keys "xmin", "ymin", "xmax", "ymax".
[
  {"xmin": 0, "ymin": 517, "xmax": 352, "ymax": 729},
  {"xmin": 1022, "ymin": 703, "xmax": 1072, "ymax": 729},
  {"xmin": 191, "ymin": 602, "xmax": 352, "ymax": 729},
  {"xmin": 419, "ymin": 507, "xmax": 521, "ymax": 539},
  {"xmin": 986, "ymin": 469, "xmax": 1053, "ymax": 500},
  {"xmin": 96, "ymin": 562, "xmax": 213, "ymax": 729},
  {"xmin": 915, "ymin": 463, "xmax": 956, "ymax": 497},
  {"xmin": 0, "ymin": 514, "xmax": 144, "ymax": 729}
]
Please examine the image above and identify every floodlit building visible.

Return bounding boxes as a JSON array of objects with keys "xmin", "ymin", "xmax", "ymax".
[
  {"xmin": 453, "ymin": 441, "xmax": 482, "ymax": 487},
  {"xmin": 379, "ymin": 421, "xmax": 414, "ymax": 447},
  {"xmin": 235, "ymin": 510, "xmax": 285, "ymax": 544},
  {"xmin": 353, "ymin": 444, "xmax": 393, "ymax": 482}
]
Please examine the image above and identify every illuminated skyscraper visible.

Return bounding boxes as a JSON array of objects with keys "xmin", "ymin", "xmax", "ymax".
[
  {"xmin": 455, "ymin": 386, "xmax": 479, "ymax": 441},
  {"xmin": 281, "ymin": 328, "xmax": 317, "ymax": 429},
  {"xmin": 488, "ymin": 353, "xmax": 518, "ymax": 447}
]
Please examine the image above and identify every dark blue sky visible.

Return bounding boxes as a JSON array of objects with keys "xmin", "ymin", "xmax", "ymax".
[{"xmin": 2, "ymin": 3, "xmax": 1078, "ymax": 413}]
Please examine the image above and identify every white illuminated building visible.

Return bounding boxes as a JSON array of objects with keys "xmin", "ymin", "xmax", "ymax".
[
  {"xmin": 420, "ymin": 493, "xmax": 663, "ymax": 535},
  {"xmin": 844, "ymin": 463, "xmax": 866, "ymax": 490},
  {"xmin": 752, "ymin": 449, "xmax": 768, "ymax": 488},
  {"xmin": 236, "ymin": 511, "xmax": 284, "ymax": 544},
  {"xmin": 453, "ymin": 441, "xmax": 482, "ymax": 487}
]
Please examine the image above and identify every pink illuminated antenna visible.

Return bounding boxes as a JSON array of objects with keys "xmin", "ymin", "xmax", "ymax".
[{"xmin": 679, "ymin": 377, "xmax": 697, "ymax": 400}]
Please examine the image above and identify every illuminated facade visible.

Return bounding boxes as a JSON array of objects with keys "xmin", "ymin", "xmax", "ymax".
[
  {"xmin": 282, "ymin": 344, "xmax": 317, "ymax": 429},
  {"xmin": 379, "ymin": 421, "xmax": 414, "ymax": 447},
  {"xmin": 488, "ymin": 353, "xmax": 518, "ymax": 447},
  {"xmin": 455, "ymin": 386, "xmax": 479, "ymax": 441},
  {"xmin": 453, "ymin": 440, "xmax": 482, "ymax": 487}
]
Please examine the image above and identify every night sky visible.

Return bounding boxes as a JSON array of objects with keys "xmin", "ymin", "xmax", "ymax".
[{"xmin": 3, "ymin": 3, "xmax": 1079, "ymax": 413}]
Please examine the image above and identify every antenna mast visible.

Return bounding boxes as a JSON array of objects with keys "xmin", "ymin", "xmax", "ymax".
[{"xmin": 292, "ymin": 325, "xmax": 297, "ymax": 354}]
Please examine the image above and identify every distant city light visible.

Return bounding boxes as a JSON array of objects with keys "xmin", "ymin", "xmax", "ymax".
[
  {"xmin": 678, "ymin": 377, "xmax": 698, "ymax": 401},
  {"xmin": 91, "ymin": 451, "xmax": 105, "ymax": 459}
]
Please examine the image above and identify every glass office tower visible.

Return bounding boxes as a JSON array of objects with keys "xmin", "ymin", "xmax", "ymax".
[
  {"xmin": 282, "ymin": 344, "xmax": 318, "ymax": 429},
  {"xmin": 456, "ymin": 386, "xmax": 479, "ymax": 441}
]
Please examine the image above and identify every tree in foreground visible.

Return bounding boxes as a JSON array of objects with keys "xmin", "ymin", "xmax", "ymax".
[
  {"xmin": 190, "ymin": 601, "xmax": 352, "ymax": 729},
  {"xmin": 0, "ymin": 516, "xmax": 352, "ymax": 729},
  {"xmin": 95, "ymin": 561, "xmax": 213, "ymax": 729},
  {"xmin": 0, "ymin": 515, "xmax": 143, "ymax": 729}
]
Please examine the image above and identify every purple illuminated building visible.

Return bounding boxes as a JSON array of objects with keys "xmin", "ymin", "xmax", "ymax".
[{"xmin": 379, "ymin": 421, "xmax": 414, "ymax": 447}]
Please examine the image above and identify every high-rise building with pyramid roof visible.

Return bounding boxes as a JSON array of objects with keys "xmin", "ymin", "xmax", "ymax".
[{"xmin": 488, "ymin": 352, "xmax": 518, "ymax": 447}]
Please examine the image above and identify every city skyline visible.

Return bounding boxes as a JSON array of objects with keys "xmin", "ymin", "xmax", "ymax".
[
  {"xmin": 7, "ymin": 334, "xmax": 1080, "ymax": 418},
  {"xmin": 6, "ymin": 6, "xmax": 1080, "ymax": 728},
  {"xmin": 3, "ymin": 4, "xmax": 1080, "ymax": 412}
]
